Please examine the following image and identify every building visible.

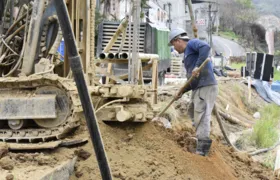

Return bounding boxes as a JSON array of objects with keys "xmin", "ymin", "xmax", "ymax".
[
  {"xmin": 99, "ymin": 0, "xmax": 168, "ymax": 28},
  {"xmin": 155, "ymin": 0, "xmax": 191, "ymax": 32},
  {"xmin": 156, "ymin": 0, "xmax": 219, "ymax": 41}
]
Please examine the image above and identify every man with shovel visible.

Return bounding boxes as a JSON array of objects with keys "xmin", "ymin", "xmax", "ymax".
[{"xmin": 169, "ymin": 28, "xmax": 218, "ymax": 156}]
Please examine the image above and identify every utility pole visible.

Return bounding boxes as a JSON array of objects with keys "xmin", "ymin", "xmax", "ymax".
[
  {"xmin": 208, "ymin": 3, "xmax": 212, "ymax": 48},
  {"xmin": 216, "ymin": 1, "xmax": 219, "ymax": 35},
  {"xmin": 167, "ymin": 3, "xmax": 171, "ymax": 30},
  {"xmin": 96, "ymin": 0, "xmax": 100, "ymax": 10},
  {"xmin": 186, "ymin": 0, "xmax": 198, "ymax": 38},
  {"xmin": 130, "ymin": 0, "xmax": 141, "ymax": 84}
]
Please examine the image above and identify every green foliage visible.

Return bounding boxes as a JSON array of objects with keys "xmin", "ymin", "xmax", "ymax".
[
  {"xmin": 230, "ymin": 62, "xmax": 246, "ymax": 70},
  {"xmin": 219, "ymin": 0, "xmax": 260, "ymax": 49},
  {"xmin": 252, "ymin": 0, "xmax": 280, "ymax": 18},
  {"xmin": 141, "ymin": 0, "xmax": 147, "ymax": 7},
  {"xmin": 262, "ymin": 152, "xmax": 275, "ymax": 169},
  {"xmin": 252, "ymin": 104, "xmax": 280, "ymax": 148},
  {"xmin": 95, "ymin": 11, "xmax": 104, "ymax": 33},
  {"xmin": 274, "ymin": 69, "xmax": 280, "ymax": 81},
  {"xmin": 275, "ymin": 50, "xmax": 280, "ymax": 57},
  {"xmin": 220, "ymin": 30, "xmax": 240, "ymax": 41},
  {"xmin": 237, "ymin": 0, "xmax": 253, "ymax": 8}
]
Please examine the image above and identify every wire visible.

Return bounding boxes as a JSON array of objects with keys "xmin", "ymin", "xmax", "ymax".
[
  {"xmin": 96, "ymin": 98, "xmax": 128, "ymax": 113},
  {"xmin": 1, "ymin": 38, "xmax": 18, "ymax": 55}
]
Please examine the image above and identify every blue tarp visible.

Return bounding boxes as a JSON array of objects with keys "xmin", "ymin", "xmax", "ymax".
[
  {"xmin": 251, "ymin": 80, "xmax": 280, "ymax": 105},
  {"xmin": 271, "ymin": 80, "xmax": 280, "ymax": 92}
]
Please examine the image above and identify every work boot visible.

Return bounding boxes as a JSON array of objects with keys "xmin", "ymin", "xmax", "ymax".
[
  {"xmin": 220, "ymin": 69, "xmax": 227, "ymax": 77},
  {"xmin": 213, "ymin": 68, "xmax": 222, "ymax": 76},
  {"xmin": 195, "ymin": 139, "xmax": 212, "ymax": 156}
]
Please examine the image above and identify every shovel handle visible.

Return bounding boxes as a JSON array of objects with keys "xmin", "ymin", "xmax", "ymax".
[
  {"xmin": 176, "ymin": 58, "xmax": 210, "ymax": 96},
  {"xmin": 157, "ymin": 58, "xmax": 210, "ymax": 117}
]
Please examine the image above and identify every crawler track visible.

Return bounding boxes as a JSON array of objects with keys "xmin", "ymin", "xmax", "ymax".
[{"xmin": 0, "ymin": 74, "xmax": 82, "ymax": 143}]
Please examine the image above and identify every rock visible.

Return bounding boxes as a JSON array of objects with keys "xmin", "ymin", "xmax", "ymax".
[
  {"xmin": 113, "ymin": 170, "xmax": 126, "ymax": 180},
  {"xmin": 256, "ymin": 174, "xmax": 269, "ymax": 180},
  {"xmin": 0, "ymin": 157, "xmax": 14, "ymax": 170},
  {"xmin": 37, "ymin": 156, "xmax": 53, "ymax": 166},
  {"xmin": 152, "ymin": 117, "xmax": 172, "ymax": 129},
  {"xmin": 136, "ymin": 170, "xmax": 145, "ymax": 177},
  {"xmin": 234, "ymin": 152, "xmax": 251, "ymax": 165},
  {"xmin": 74, "ymin": 149, "xmax": 91, "ymax": 160},
  {"xmin": 253, "ymin": 112, "xmax": 261, "ymax": 119},
  {"xmin": 153, "ymin": 161, "xmax": 159, "ymax": 166},
  {"xmin": 6, "ymin": 174, "xmax": 14, "ymax": 180},
  {"xmin": 252, "ymin": 167, "xmax": 263, "ymax": 174},
  {"xmin": 0, "ymin": 143, "xmax": 8, "ymax": 159},
  {"xmin": 75, "ymin": 171, "xmax": 83, "ymax": 178},
  {"xmin": 123, "ymin": 134, "xmax": 134, "ymax": 142},
  {"xmin": 40, "ymin": 157, "xmax": 77, "ymax": 180},
  {"xmin": 125, "ymin": 177, "xmax": 135, "ymax": 180},
  {"xmin": 228, "ymin": 133, "xmax": 238, "ymax": 145},
  {"xmin": 15, "ymin": 154, "xmax": 27, "ymax": 163},
  {"xmin": 145, "ymin": 159, "xmax": 154, "ymax": 166}
]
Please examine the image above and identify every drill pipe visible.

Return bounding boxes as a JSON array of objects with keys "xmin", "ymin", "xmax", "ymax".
[{"xmin": 53, "ymin": 0, "xmax": 112, "ymax": 179}]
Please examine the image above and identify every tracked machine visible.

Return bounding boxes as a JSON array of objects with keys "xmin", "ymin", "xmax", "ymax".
[{"xmin": 0, "ymin": 0, "xmax": 160, "ymax": 143}]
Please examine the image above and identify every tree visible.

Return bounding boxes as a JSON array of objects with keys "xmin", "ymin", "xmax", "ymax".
[
  {"xmin": 219, "ymin": 0, "xmax": 262, "ymax": 50},
  {"xmin": 101, "ymin": 0, "xmax": 111, "ymax": 18}
]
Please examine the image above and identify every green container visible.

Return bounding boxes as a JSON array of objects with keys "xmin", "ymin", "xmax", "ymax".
[{"xmin": 153, "ymin": 27, "xmax": 171, "ymax": 61}]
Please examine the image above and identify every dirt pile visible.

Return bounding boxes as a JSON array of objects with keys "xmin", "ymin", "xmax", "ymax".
[
  {"xmin": 0, "ymin": 79, "xmax": 277, "ymax": 180},
  {"xmin": 70, "ymin": 119, "xmax": 276, "ymax": 180}
]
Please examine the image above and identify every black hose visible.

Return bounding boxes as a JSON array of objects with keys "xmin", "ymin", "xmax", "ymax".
[
  {"xmin": 214, "ymin": 104, "xmax": 240, "ymax": 152},
  {"xmin": 53, "ymin": 1, "xmax": 112, "ymax": 180}
]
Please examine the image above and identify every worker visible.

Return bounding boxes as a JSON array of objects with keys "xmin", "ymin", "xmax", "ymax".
[{"xmin": 168, "ymin": 28, "xmax": 218, "ymax": 156}]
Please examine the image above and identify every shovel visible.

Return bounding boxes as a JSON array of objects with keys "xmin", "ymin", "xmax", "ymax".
[{"xmin": 156, "ymin": 58, "xmax": 210, "ymax": 118}]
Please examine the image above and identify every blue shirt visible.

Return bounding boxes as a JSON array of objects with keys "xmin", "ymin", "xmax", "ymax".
[{"xmin": 183, "ymin": 39, "xmax": 217, "ymax": 91}]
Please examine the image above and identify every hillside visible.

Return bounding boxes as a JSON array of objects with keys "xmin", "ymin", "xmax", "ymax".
[{"xmin": 252, "ymin": 0, "xmax": 280, "ymax": 18}]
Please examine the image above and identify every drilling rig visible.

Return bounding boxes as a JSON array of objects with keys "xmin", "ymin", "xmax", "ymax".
[{"xmin": 0, "ymin": 0, "xmax": 159, "ymax": 143}]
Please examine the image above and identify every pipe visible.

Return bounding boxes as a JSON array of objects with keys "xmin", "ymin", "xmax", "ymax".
[
  {"xmin": 128, "ymin": 53, "xmax": 159, "ymax": 60},
  {"xmin": 114, "ymin": 53, "xmax": 120, "ymax": 59},
  {"xmin": 121, "ymin": 52, "xmax": 128, "ymax": 59},
  {"xmin": 99, "ymin": 53, "xmax": 107, "ymax": 59},
  {"xmin": 5, "ymin": 8, "xmax": 33, "ymax": 36},
  {"xmin": 108, "ymin": 53, "xmax": 115, "ymax": 59},
  {"xmin": 10, "ymin": 0, "xmax": 14, "ymax": 26},
  {"xmin": 103, "ymin": 17, "xmax": 129, "ymax": 53},
  {"xmin": 138, "ymin": 53, "xmax": 159, "ymax": 60},
  {"xmin": 100, "ymin": 53, "xmax": 159, "ymax": 61},
  {"xmin": 53, "ymin": 1, "xmax": 112, "ymax": 180},
  {"xmin": 213, "ymin": 105, "xmax": 240, "ymax": 152},
  {"xmin": 22, "ymin": 0, "xmax": 46, "ymax": 75}
]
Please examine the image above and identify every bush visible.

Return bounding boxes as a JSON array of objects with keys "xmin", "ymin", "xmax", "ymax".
[{"xmin": 252, "ymin": 104, "xmax": 280, "ymax": 148}]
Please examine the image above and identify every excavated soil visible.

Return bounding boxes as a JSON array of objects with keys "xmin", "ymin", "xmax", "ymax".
[{"xmin": 0, "ymin": 79, "xmax": 277, "ymax": 180}]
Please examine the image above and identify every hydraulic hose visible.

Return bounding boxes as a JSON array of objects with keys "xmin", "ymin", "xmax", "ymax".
[{"xmin": 53, "ymin": 1, "xmax": 112, "ymax": 179}]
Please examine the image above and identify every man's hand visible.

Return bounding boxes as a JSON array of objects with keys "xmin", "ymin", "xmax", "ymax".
[
  {"xmin": 174, "ymin": 92, "xmax": 183, "ymax": 101},
  {"xmin": 192, "ymin": 67, "xmax": 200, "ymax": 77}
]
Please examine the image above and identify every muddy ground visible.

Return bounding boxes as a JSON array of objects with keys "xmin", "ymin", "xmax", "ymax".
[{"xmin": 0, "ymin": 79, "xmax": 278, "ymax": 180}]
